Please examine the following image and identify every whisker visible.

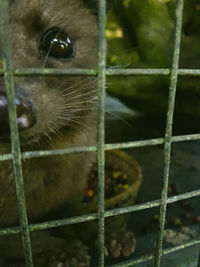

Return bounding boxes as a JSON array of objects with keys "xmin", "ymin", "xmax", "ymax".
[
  {"xmin": 105, "ymin": 110, "xmax": 133, "ymax": 127},
  {"xmin": 42, "ymin": 130, "xmax": 54, "ymax": 143},
  {"xmin": 63, "ymin": 77, "xmax": 96, "ymax": 92},
  {"xmin": 63, "ymin": 89, "xmax": 97, "ymax": 100},
  {"xmin": 60, "ymin": 99, "xmax": 97, "ymax": 108},
  {"xmin": 48, "ymin": 126, "xmax": 63, "ymax": 138},
  {"xmin": 42, "ymin": 28, "xmax": 64, "ymax": 68}
]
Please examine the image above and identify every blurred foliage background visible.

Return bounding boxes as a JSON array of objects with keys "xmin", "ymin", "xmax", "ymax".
[{"xmin": 106, "ymin": 0, "xmax": 200, "ymax": 121}]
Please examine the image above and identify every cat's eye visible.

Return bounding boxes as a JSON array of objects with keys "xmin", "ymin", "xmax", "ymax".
[{"xmin": 40, "ymin": 27, "xmax": 75, "ymax": 61}]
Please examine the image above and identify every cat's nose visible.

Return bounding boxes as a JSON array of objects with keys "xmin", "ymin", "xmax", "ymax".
[{"xmin": 0, "ymin": 88, "xmax": 37, "ymax": 132}]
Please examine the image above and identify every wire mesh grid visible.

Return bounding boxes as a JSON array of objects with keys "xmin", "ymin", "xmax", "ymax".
[{"xmin": 0, "ymin": 0, "xmax": 200, "ymax": 266}]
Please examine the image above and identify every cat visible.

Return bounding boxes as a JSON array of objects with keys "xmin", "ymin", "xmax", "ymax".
[{"xmin": 0, "ymin": 1, "xmax": 134, "ymax": 266}]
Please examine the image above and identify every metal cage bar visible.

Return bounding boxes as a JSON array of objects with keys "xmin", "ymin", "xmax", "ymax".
[
  {"xmin": 154, "ymin": 0, "xmax": 184, "ymax": 266},
  {"xmin": 0, "ymin": 0, "xmax": 200, "ymax": 266},
  {"xmin": 107, "ymin": 238, "xmax": 200, "ymax": 267},
  {"xmin": 97, "ymin": 0, "xmax": 107, "ymax": 265},
  {"xmin": 0, "ymin": 1, "xmax": 34, "ymax": 266},
  {"xmin": 1, "ymin": 133, "xmax": 200, "ymax": 162},
  {"xmin": 0, "ymin": 189, "xmax": 200, "ymax": 237},
  {"xmin": 1, "ymin": 67, "xmax": 200, "ymax": 76}
]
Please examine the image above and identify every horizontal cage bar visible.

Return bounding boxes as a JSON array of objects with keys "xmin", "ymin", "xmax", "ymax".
[
  {"xmin": 0, "ymin": 0, "xmax": 199, "ymax": 266},
  {"xmin": 0, "ymin": 189, "xmax": 200, "ymax": 236},
  {"xmin": 0, "ymin": 68, "xmax": 170, "ymax": 76},
  {"xmin": 0, "ymin": 133, "xmax": 200, "ymax": 162},
  {"xmin": 107, "ymin": 238, "xmax": 200, "ymax": 267},
  {"xmin": 1, "ymin": 68, "xmax": 200, "ymax": 76}
]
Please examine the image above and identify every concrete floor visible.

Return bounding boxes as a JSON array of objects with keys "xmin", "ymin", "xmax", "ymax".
[{"xmin": 105, "ymin": 95, "xmax": 200, "ymax": 266}]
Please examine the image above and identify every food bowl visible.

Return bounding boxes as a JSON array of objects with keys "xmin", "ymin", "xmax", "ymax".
[
  {"xmin": 77, "ymin": 150, "xmax": 142, "ymax": 244},
  {"xmin": 82, "ymin": 149, "xmax": 142, "ymax": 212}
]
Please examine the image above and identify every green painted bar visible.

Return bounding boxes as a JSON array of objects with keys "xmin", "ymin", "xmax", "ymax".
[
  {"xmin": 1, "ymin": 133, "xmax": 200, "ymax": 162},
  {"xmin": 105, "ymin": 189, "xmax": 200, "ymax": 217},
  {"xmin": 0, "ymin": 68, "xmax": 171, "ymax": 76},
  {"xmin": 154, "ymin": 0, "xmax": 184, "ymax": 266},
  {"xmin": 0, "ymin": 0, "xmax": 199, "ymax": 266},
  {"xmin": 1, "ymin": 68, "xmax": 200, "ymax": 77},
  {"xmin": 107, "ymin": 68, "xmax": 170, "ymax": 76},
  {"xmin": 107, "ymin": 254, "xmax": 154, "ymax": 267},
  {"xmin": 178, "ymin": 69, "xmax": 200, "ymax": 76},
  {"xmin": 13, "ymin": 68, "xmax": 97, "ymax": 76},
  {"xmin": 0, "ymin": 213, "xmax": 98, "ymax": 236},
  {"xmin": 0, "ymin": 188, "xmax": 200, "ymax": 236},
  {"xmin": 0, "ymin": 1, "xmax": 34, "ymax": 266},
  {"xmin": 97, "ymin": 0, "xmax": 107, "ymax": 265},
  {"xmin": 107, "ymin": 239, "xmax": 200, "ymax": 267}
]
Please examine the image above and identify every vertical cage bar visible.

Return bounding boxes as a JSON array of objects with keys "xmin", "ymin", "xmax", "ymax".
[
  {"xmin": 97, "ymin": 0, "xmax": 107, "ymax": 266},
  {"xmin": 154, "ymin": 0, "xmax": 184, "ymax": 266},
  {"xmin": 0, "ymin": 1, "xmax": 34, "ymax": 266}
]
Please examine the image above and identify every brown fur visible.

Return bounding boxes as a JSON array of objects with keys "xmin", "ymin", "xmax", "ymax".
[{"xmin": 0, "ymin": 0, "xmax": 97, "ymax": 265}]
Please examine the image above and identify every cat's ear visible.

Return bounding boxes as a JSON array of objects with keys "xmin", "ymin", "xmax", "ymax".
[{"xmin": 83, "ymin": 0, "xmax": 115, "ymax": 14}]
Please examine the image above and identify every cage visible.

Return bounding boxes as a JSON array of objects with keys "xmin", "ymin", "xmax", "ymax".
[{"xmin": 0, "ymin": 0, "xmax": 200, "ymax": 266}]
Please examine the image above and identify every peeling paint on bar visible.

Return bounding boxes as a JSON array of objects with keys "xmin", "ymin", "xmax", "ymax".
[
  {"xmin": 154, "ymin": 1, "xmax": 184, "ymax": 266},
  {"xmin": 107, "ymin": 68, "xmax": 170, "ymax": 76},
  {"xmin": 0, "ymin": 0, "xmax": 199, "ymax": 266},
  {"xmin": 1, "ymin": 68, "xmax": 200, "ymax": 77},
  {"xmin": 1, "ymin": 189, "xmax": 199, "ymax": 237},
  {"xmin": 97, "ymin": 0, "xmax": 107, "ymax": 266},
  {"xmin": 0, "ymin": 134, "xmax": 200, "ymax": 162},
  {"xmin": 107, "ymin": 239, "xmax": 200, "ymax": 267},
  {"xmin": 0, "ymin": 1, "xmax": 34, "ymax": 266}
]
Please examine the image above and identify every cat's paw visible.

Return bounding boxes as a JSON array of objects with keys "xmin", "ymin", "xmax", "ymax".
[
  {"xmin": 48, "ymin": 240, "xmax": 91, "ymax": 267},
  {"xmin": 105, "ymin": 231, "xmax": 136, "ymax": 258}
]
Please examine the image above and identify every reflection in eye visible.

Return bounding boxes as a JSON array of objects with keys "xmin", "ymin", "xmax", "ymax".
[{"xmin": 40, "ymin": 27, "xmax": 75, "ymax": 62}]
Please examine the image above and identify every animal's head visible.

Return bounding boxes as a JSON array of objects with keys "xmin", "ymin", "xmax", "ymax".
[{"xmin": 0, "ymin": 0, "xmax": 114, "ymax": 146}]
